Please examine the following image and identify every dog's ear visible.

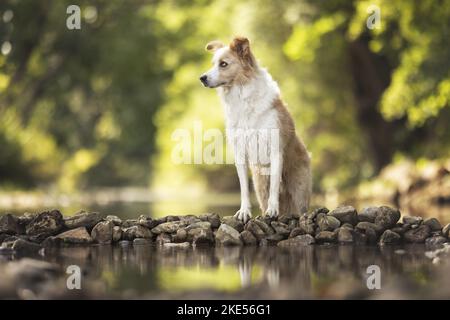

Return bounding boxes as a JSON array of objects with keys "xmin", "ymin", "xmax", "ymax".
[
  {"xmin": 229, "ymin": 37, "xmax": 255, "ymax": 67},
  {"xmin": 205, "ymin": 40, "xmax": 224, "ymax": 53}
]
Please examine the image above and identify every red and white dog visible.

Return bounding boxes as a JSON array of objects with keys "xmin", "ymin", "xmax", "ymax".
[{"xmin": 200, "ymin": 37, "xmax": 311, "ymax": 222}]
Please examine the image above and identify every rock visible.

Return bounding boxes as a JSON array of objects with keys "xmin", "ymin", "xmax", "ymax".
[
  {"xmin": 199, "ymin": 213, "xmax": 221, "ymax": 228},
  {"xmin": 443, "ymin": 223, "xmax": 450, "ymax": 238},
  {"xmin": 298, "ymin": 214, "xmax": 316, "ymax": 235},
  {"xmin": 289, "ymin": 227, "xmax": 305, "ymax": 238},
  {"xmin": 215, "ymin": 224, "xmax": 242, "ymax": 246},
  {"xmin": 185, "ymin": 221, "xmax": 211, "ymax": 231},
  {"xmin": 178, "ymin": 215, "xmax": 200, "ymax": 225},
  {"xmin": 123, "ymin": 225, "xmax": 152, "ymax": 240},
  {"xmin": 288, "ymin": 219, "xmax": 298, "ymax": 230},
  {"xmin": 25, "ymin": 210, "xmax": 64, "ymax": 238},
  {"xmin": 11, "ymin": 239, "xmax": 42, "ymax": 254},
  {"xmin": 245, "ymin": 221, "xmax": 266, "ymax": 240},
  {"xmin": 424, "ymin": 218, "xmax": 442, "ymax": 231},
  {"xmin": 17, "ymin": 212, "xmax": 37, "ymax": 227},
  {"xmin": 374, "ymin": 206, "xmax": 401, "ymax": 229},
  {"xmin": 121, "ymin": 219, "xmax": 139, "ymax": 228},
  {"xmin": 221, "ymin": 216, "xmax": 244, "ymax": 233},
  {"xmin": 166, "ymin": 215, "xmax": 181, "ymax": 222},
  {"xmin": 270, "ymin": 221, "xmax": 290, "ymax": 237},
  {"xmin": 341, "ymin": 223, "xmax": 354, "ymax": 229},
  {"xmin": 353, "ymin": 231, "xmax": 367, "ymax": 245},
  {"xmin": 338, "ymin": 227, "xmax": 354, "ymax": 244},
  {"xmin": 119, "ymin": 240, "xmax": 131, "ymax": 247},
  {"xmin": 355, "ymin": 222, "xmax": 383, "ymax": 234},
  {"xmin": 329, "ymin": 206, "xmax": 357, "ymax": 225},
  {"xmin": 55, "ymin": 227, "xmax": 93, "ymax": 244},
  {"xmin": 91, "ymin": 221, "xmax": 114, "ymax": 244},
  {"xmin": 155, "ymin": 233, "xmax": 171, "ymax": 245},
  {"xmin": 379, "ymin": 230, "xmax": 401, "ymax": 245},
  {"xmin": 133, "ymin": 238, "xmax": 152, "ymax": 245},
  {"xmin": 112, "ymin": 226, "xmax": 122, "ymax": 242},
  {"xmin": 315, "ymin": 231, "xmax": 337, "ymax": 243},
  {"xmin": 0, "ymin": 214, "xmax": 21, "ymax": 235},
  {"xmin": 63, "ymin": 211, "xmax": 102, "ymax": 229},
  {"xmin": 358, "ymin": 207, "xmax": 379, "ymax": 223},
  {"xmin": 173, "ymin": 228, "xmax": 187, "ymax": 243},
  {"xmin": 240, "ymin": 230, "xmax": 257, "ymax": 245},
  {"xmin": 41, "ymin": 236, "xmax": 62, "ymax": 247},
  {"xmin": 317, "ymin": 214, "xmax": 340, "ymax": 231},
  {"xmin": 192, "ymin": 229, "xmax": 214, "ymax": 246},
  {"xmin": 105, "ymin": 215, "xmax": 122, "ymax": 226},
  {"xmin": 404, "ymin": 225, "xmax": 431, "ymax": 243},
  {"xmin": 138, "ymin": 215, "xmax": 158, "ymax": 229},
  {"xmin": 151, "ymin": 221, "xmax": 184, "ymax": 234},
  {"xmin": 260, "ymin": 234, "xmax": 285, "ymax": 246},
  {"xmin": 254, "ymin": 219, "xmax": 275, "ymax": 235},
  {"xmin": 278, "ymin": 234, "xmax": 315, "ymax": 247},
  {"xmin": 402, "ymin": 216, "xmax": 423, "ymax": 225},
  {"xmin": 163, "ymin": 242, "xmax": 190, "ymax": 249},
  {"xmin": 425, "ymin": 235, "xmax": 447, "ymax": 246},
  {"xmin": 0, "ymin": 246, "xmax": 14, "ymax": 255}
]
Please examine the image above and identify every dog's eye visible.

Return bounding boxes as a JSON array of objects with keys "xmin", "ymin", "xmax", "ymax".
[{"xmin": 219, "ymin": 61, "xmax": 228, "ymax": 68}]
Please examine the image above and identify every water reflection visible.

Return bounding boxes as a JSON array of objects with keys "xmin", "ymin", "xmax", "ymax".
[{"xmin": 36, "ymin": 243, "xmax": 448, "ymax": 299}]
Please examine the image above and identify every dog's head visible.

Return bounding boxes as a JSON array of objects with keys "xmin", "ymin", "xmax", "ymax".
[{"xmin": 200, "ymin": 37, "xmax": 257, "ymax": 88}]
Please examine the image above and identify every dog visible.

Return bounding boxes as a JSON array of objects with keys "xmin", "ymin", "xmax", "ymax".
[{"xmin": 200, "ymin": 37, "xmax": 311, "ymax": 223}]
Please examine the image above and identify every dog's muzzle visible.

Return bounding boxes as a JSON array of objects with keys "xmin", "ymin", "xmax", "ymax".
[{"xmin": 199, "ymin": 75, "xmax": 208, "ymax": 86}]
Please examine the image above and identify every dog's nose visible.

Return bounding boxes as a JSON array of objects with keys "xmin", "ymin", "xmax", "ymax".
[{"xmin": 199, "ymin": 75, "xmax": 207, "ymax": 84}]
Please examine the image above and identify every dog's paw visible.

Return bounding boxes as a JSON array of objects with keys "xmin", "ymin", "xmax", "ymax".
[
  {"xmin": 265, "ymin": 207, "xmax": 279, "ymax": 219},
  {"xmin": 234, "ymin": 208, "xmax": 252, "ymax": 224}
]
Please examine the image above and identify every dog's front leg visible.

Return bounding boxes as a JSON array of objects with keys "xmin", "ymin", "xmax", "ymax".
[
  {"xmin": 266, "ymin": 148, "xmax": 282, "ymax": 218},
  {"xmin": 234, "ymin": 163, "xmax": 252, "ymax": 223}
]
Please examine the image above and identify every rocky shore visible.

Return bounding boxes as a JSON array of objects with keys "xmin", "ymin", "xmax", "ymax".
[{"xmin": 1, "ymin": 206, "xmax": 449, "ymax": 255}]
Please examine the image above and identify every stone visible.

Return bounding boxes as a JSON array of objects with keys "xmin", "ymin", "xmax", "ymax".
[
  {"xmin": 199, "ymin": 213, "xmax": 221, "ymax": 228},
  {"xmin": 215, "ymin": 224, "xmax": 242, "ymax": 246},
  {"xmin": 289, "ymin": 227, "xmax": 305, "ymax": 238},
  {"xmin": 91, "ymin": 221, "xmax": 114, "ymax": 244},
  {"xmin": 425, "ymin": 235, "xmax": 447, "ymax": 246},
  {"xmin": 123, "ymin": 225, "xmax": 152, "ymax": 240},
  {"xmin": 240, "ymin": 230, "xmax": 257, "ymax": 245},
  {"xmin": 288, "ymin": 219, "xmax": 298, "ymax": 230},
  {"xmin": 178, "ymin": 215, "xmax": 200, "ymax": 225},
  {"xmin": 17, "ymin": 212, "xmax": 37, "ymax": 227},
  {"xmin": 317, "ymin": 214, "xmax": 340, "ymax": 231},
  {"xmin": 402, "ymin": 216, "xmax": 423, "ymax": 225},
  {"xmin": 355, "ymin": 222, "xmax": 383, "ymax": 234},
  {"xmin": 443, "ymin": 223, "xmax": 450, "ymax": 238},
  {"xmin": 192, "ymin": 229, "xmax": 214, "ymax": 246},
  {"xmin": 221, "ymin": 216, "xmax": 244, "ymax": 233},
  {"xmin": 25, "ymin": 210, "xmax": 64, "ymax": 238},
  {"xmin": 55, "ymin": 227, "xmax": 93, "ymax": 244},
  {"xmin": 338, "ymin": 227, "xmax": 354, "ymax": 244},
  {"xmin": 166, "ymin": 215, "xmax": 181, "ymax": 222},
  {"xmin": 260, "ymin": 234, "xmax": 285, "ymax": 246},
  {"xmin": 270, "ymin": 221, "xmax": 291, "ymax": 237},
  {"xmin": 329, "ymin": 206, "xmax": 357, "ymax": 225},
  {"xmin": 121, "ymin": 219, "xmax": 139, "ymax": 228},
  {"xmin": 404, "ymin": 225, "xmax": 431, "ymax": 243},
  {"xmin": 112, "ymin": 226, "xmax": 122, "ymax": 242},
  {"xmin": 298, "ymin": 215, "xmax": 316, "ymax": 235},
  {"xmin": 163, "ymin": 242, "xmax": 190, "ymax": 249},
  {"xmin": 0, "ymin": 214, "xmax": 21, "ymax": 235},
  {"xmin": 315, "ymin": 231, "xmax": 337, "ymax": 243},
  {"xmin": 119, "ymin": 240, "xmax": 131, "ymax": 247},
  {"xmin": 11, "ymin": 239, "xmax": 42, "ymax": 254},
  {"xmin": 151, "ymin": 221, "xmax": 185, "ymax": 234},
  {"xmin": 374, "ymin": 206, "xmax": 401, "ymax": 229},
  {"xmin": 358, "ymin": 207, "xmax": 379, "ymax": 223},
  {"xmin": 185, "ymin": 221, "xmax": 211, "ymax": 231},
  {"xmin": 353, "ymin": 231, "xmax": 367, "ymax": 245},
  {"xmin": 278, "ymin": 234, "xmax": 315, "ymax": 247},
  {"xmin": 133, "ymin": 238, "xmax": 152, "ymax": 245},
  {"xmin": 379, "ymin": 230, "xmax": 401, "ymax": 245},
  {"xmin": 105, "ymin": 215, "xmax": 122, "ymax": 226},
  {"xmin": 63, "ymin": 211, "xmax": 102, "ymax": 229},
  {"xmin": 245, "ymin": 221, "xmax": 266, "ymax": 240},
  {"xmin": 173, "ymin": 228, "xmax": 187, "ymax": 243},
  {"xmin": 41, "ymin": 236, "xmax": 62, "ymax": 247},
  {"xmin": 254, "ymin": 219, "xmax": 275, "ymax": 235},
  {"xmin": 424, "ymin": 218, "xmax": 442, "ymax": 231},
  {"xmin": 138, "ymin": 215, "xmax": 158, "ymax": 229},
  {"xmin": 155, "ymin": 233, "xmax": 171, "ymax": 245}
]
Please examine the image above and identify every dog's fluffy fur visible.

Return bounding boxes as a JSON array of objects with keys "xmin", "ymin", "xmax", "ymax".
[{"xmin": 201, "ymin": 37, "xmax": 311, "ymax": 222}]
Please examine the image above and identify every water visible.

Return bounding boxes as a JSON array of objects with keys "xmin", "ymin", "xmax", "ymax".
[{"xmin": 1, "ymin": 199, "xmax": 450, "ymax": 299}]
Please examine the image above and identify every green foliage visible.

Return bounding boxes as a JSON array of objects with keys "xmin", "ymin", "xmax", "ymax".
[{"xmin": 0, "ymin": 0, "xmax": 448, "ymax": 197}]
